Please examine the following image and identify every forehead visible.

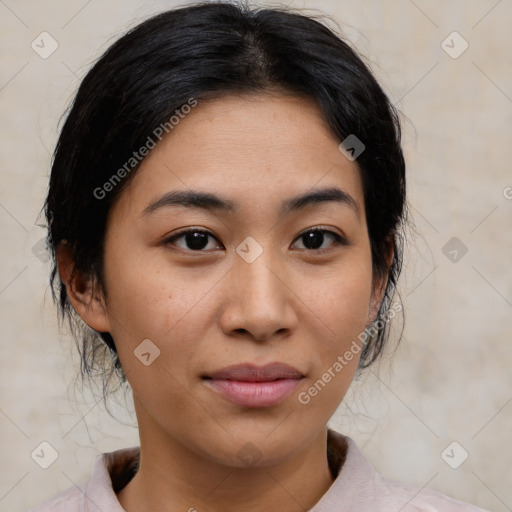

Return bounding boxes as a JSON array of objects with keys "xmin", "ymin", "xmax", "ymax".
[
  {"xmin": 162, "ymin": 92, "xmax": 338, "ymax": 161},
  {"xmin": 117, "ymin": 92, "xmax": 365, "ymax": 220}
]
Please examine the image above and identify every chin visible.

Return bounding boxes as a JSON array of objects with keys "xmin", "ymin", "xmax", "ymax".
[{"xmin": 193, "ymin": 423, "xmax": 316, "ymax": 469}]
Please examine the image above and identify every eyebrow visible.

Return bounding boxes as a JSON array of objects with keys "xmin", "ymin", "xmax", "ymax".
[{"xmin": 141, "ymin": 186, "xmax": 360, "ymax": 219}]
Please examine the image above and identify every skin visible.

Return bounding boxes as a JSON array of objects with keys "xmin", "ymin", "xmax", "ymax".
[{"xmin": 57, "ymin": 91, "xmax": 391, "ymax": 512}]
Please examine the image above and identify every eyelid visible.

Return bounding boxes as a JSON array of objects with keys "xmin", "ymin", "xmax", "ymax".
[
  {"xmin": 164, "ymin": 226, "xmax": 347, "ymax": 252},
  {"xmin": 164, "ymin": 227, "xmax": 222, "ymax": 250},
  {"xmin": 296, "ymin": 225, "xmax": 346, "ymax": 242},
  {"xmin": 292, "ymin": 226, "xmax": 348, "ymax": 250}
]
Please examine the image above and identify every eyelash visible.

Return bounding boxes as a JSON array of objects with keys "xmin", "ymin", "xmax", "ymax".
[{"xmin": 164, "ymin": 227, "xmax": 347, "ymax": 253}]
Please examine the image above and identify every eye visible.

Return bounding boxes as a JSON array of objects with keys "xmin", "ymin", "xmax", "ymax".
[
  {"xmin": 164, "ymin": 228, "xmax": 222, "ymax": 252},
  {"xmin": 292, "ymin": 228, "xmax": 346, "ymax": 252},
  {"xmin": 164, "ymin": 227, "xmax": 346, "ymax": 253}
]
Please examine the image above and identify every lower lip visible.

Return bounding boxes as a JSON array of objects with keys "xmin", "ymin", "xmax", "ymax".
[{"xmin": 204, "ymin": 378, "xmax": 303, "ymax": 407}]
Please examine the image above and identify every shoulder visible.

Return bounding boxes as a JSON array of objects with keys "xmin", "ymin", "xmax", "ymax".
[
  {"xmin": 26, "ymin": 484, "xmax": 82, "ymax": 512},
  {"xmin": 325, "ymin": 429, "xmax": 491, "ymax": 512},
  {"xmin": 377, "ymin": 473, "xmax": 490, "ymax": 511},
  {"xmin": 25, "ymin": 446, "xmax": 140, "ymax": 512}
]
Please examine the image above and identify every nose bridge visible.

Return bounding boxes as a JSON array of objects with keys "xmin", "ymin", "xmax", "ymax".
[
  {"xmin": 223, "ymin": 235, "xmax": 294, "ymax": 338},
  {"xmin": 235, "ymin": 235, "xmax": 283, "ymax": 304}
]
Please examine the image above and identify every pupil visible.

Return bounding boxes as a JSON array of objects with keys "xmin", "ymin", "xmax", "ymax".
[
  {"xmin": 303, "ymin": 230, "xmax": 323, "ymax": 249},
  {"xmin": 184, "ymin": 231, "xmax": 325, "ymax": 251},
  {"xmin": 187, "ymin": 232, "xmax": 209, "ymax": 250}
]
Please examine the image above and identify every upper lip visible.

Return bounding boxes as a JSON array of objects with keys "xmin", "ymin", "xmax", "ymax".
[{"xmin": 203, "ymin": 362, "xmax": 304, "ymax": 382}]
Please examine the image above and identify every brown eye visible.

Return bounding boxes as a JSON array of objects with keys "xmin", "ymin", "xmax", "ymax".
[
  {"xmin": 165, "ymin": 229, "xmax": 222, "ymax": 252},
  {"xmin": 165, "ymin": 227, "xmax": 346, "ymax": 253},
  {"xmin": 292, "ymin": 228, "xmax": 346, "ymax": 251}
]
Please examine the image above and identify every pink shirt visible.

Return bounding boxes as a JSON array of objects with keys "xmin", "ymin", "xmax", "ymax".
[{"xmin": 27, "ymin": 429, "xmax": 490, "ymax": 511}]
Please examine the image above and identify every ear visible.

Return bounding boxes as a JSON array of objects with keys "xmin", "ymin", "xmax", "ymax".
[
  {"xmin": 56, "ymin": 242, "xmax": 111, "ymax": 333},
  {"xmin": 367, "ymin": 238, "xmax": 394, "ymax": 323}
]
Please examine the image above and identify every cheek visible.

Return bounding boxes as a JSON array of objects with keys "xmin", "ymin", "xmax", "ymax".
[
  {"xmin": 294, "ymin": 251, "xmax": 373, "ymax": 397},
  {"xmin": 104, "ymin": 259, "xmax": 169, "ymax": 339},
  {"xmin": 101, "ymin": 245, "xmax": 218, "ymax": 382},
  {"xmin": 103, "ymin": 241, "xmax": 197, "ymax": 337},
  {"xmin": 101, "ymin": 245, "xmax": 171, "ymax": 359},
  {"xmin": 301, "ymin": 252, "xmax": 374, "ymax": 338}
]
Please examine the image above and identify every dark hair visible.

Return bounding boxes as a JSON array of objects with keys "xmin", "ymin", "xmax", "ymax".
[{"xmin": 44, "ymin": 0, "xmax": 407, "ymax": 397}]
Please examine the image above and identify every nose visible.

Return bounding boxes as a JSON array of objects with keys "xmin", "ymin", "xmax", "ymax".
[{"xmin": 219, "ymin": 243, "xmax": 298, "ymax": 342}]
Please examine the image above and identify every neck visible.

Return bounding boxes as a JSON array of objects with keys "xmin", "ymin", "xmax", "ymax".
[{"xmin": 117, "ymin": 403, "xmax": 336, "ymax": 512}]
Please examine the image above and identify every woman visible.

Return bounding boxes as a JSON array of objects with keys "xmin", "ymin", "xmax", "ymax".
[{"xmin": 29, "ymin": 2, "xmax": 490, "ymax": 510}]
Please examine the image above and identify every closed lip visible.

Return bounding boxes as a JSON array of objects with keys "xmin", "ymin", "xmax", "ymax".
[{"xmin": 202, "ymin": 362, "xmax": 305, "ymax": 382}]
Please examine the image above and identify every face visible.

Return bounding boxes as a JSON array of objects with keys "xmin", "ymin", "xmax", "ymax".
[{"xmin": 67, "ymin": 92, "xmax": 387, "ymax": 468}]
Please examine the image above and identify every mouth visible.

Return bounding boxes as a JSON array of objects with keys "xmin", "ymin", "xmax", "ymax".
[{"xmin": 201, "ymin": 362, "xmax": 305, "ymax": 408}]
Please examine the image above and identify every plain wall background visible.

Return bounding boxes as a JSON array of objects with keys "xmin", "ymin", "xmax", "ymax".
[{"xmin": 1, "ymin": 0, "xmax": 511, "ymax": 510}]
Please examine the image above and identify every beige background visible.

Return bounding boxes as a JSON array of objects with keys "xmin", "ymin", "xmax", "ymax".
[{"xmin": 1, "ymin": 0, "xmax": 511, "ymax": 510}]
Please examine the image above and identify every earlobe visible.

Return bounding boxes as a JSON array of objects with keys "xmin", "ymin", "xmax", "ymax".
[{"xmin": 56, "ymin": 242, "xmax": 111, "ymax": 333}]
